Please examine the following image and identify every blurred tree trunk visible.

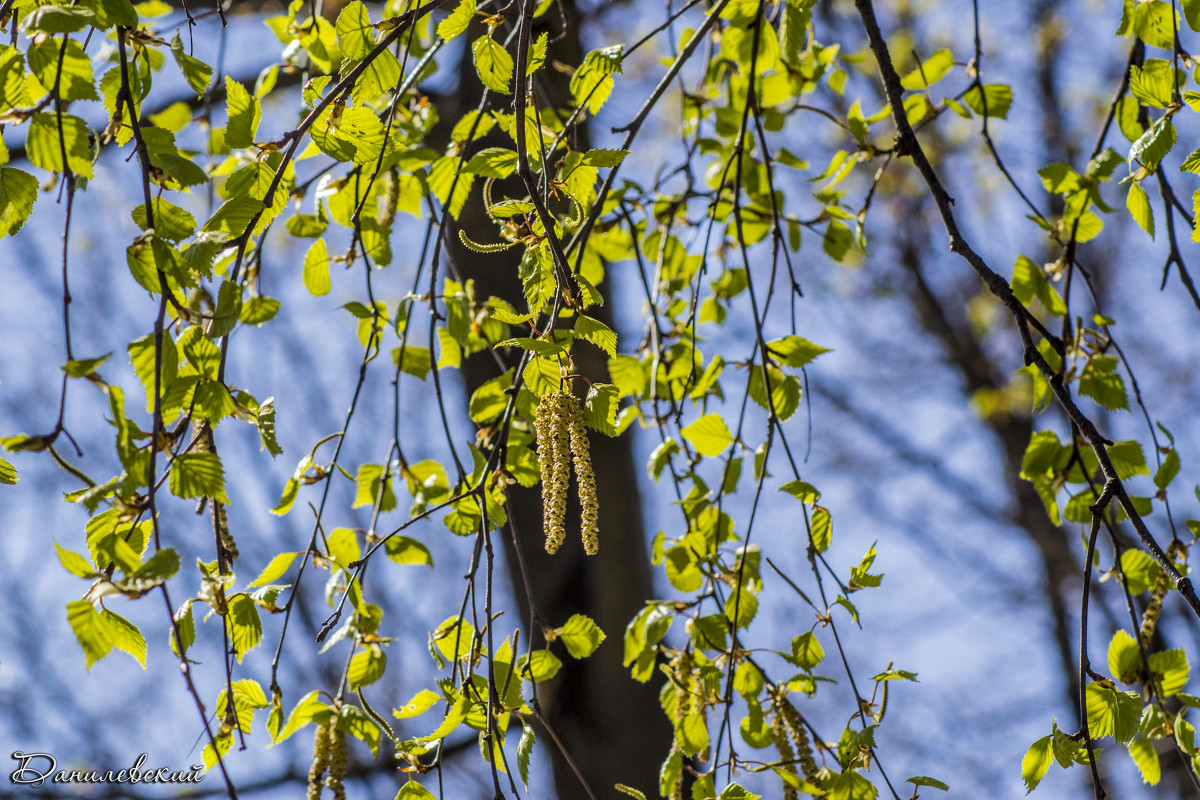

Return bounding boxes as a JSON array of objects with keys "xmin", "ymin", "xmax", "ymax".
[{"xmin": 434, "ymin": 4, "xmax": 672, "ymax": 799}]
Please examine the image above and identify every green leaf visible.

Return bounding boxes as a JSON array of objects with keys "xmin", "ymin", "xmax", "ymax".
[
  {"xmin": 353, "ymin": 463, "xmax": 396, "ymax": 512},
  {"xmin": 63, "ymin": 353, "xmax": 112, "ymax": 379},
  {"xmin": 416, "ymin": 695, "xmax": 470, "ymax": 741},
  {"xmin": 255, "ymin": 398, "xmax": 283, "ymax": 458},
  {"xmin": 811, "ymin": 506, "xmax": 832, "ymax": 552},
  {"xmin": 437, "ymin": 0, "xmax": 474, "ymax": 41},
  {"xmin": 1107, "ymin": 440, "xmax": 1149, "ymax": 478},
  {"xmin": 1148, "ymin": 649, "xmax": 1188, "ymax": 697},
  {"xmin": 584, "ymin": 384, "xmax": 621, "ymax": 435},
  {"xmin": 1129, "ymin": 59, "xmax": 1177, "ymax": 109},
  {"xmin": 1129, "ymin": 117, "xmax": 1176, "ymax": 171},
  {"xmin": 472, "ymin": 35, "xmax": 514, "ymax": 94},
  {"xmin": 468, "ymin": 369, "xmax": 512, "ymax": 423},
  {"xmin": 823, "ymin": 218, "xmax": 853, "ymax": 261},
  {"xmin": 574, "ymin": 315, "xmax": 617, "ymax": 356},
  {"xmin": 527, "ymin": 30, "xmax": 548, "ymax": 73},
  {"xmin": 27, "ymin": 113, "xmax": 93, "ymax": 179},
  {"xmin": 747, "ymin": 367, "xmax": 802, "ymax": 422},
  {"xmin": 519, "ymin": 649, "xmax": 562, "ymax": 682},
  {"xmin": 384, "ymin": 536, "xmax": 434, "ymax": 567},
  {"xmin": 1085, "ymin": 681, "xmax": 1142, "ymax": 743},
  {"xmin": 224, "ymin": 76, "xmax": 261, "ymax": 149},
  {"xmin": 733, "ymin": 661, "xmax": 763, "ymax": 699},
  {"xmin": 103, "ymin": 609, "xmax": 147, "ymax": 667},
  {"xmin": 1121, "ymin": 549, "xmax": 1163, "ymax": 594},
  {"xmin": 273, "ymin": 690, "xmax": 335, "ymax": 743},
  {"xmin": 517, "ymin": 724, "xmax": 535, "ymax": 791},
  {"xmin": 682, "ymin": 414, "xmax": 734, "ymax": 457},
  {"xmin": 1020, "ymin": 430, "xmax": 1068, "ymax": 479},
  {"xmin": 899, "ymin": 48, "xmax": 954, "ymax": 89},
  {"xmin": 724, "ymin": 585, "xmax": 758, "ymax": 629},
  {"xmin": 905, "ymin": 777, "xmax": 949, "ymax": 791},
  {"xmin": 336, "ymin": 1, "xmax": 374, "ymax": 60},
  {"xmin": 1154, "ymin": 449, "xmax": 1180, "ymax": 489},
  {"xmin": 171, "ymin": 601, "xmax": 195, "ymax": 657},
  {"xmin": 1108, "ymin": 629, "xmax": 1142, "ymax": 684},
  {"xmin": 717, "ymin": 784, "xmax": 761, "ymax": 800},
  {"xmin": 1131, "ymin": 0, "xmax": 1176, "ymax": 49},
  {"xmin": 394, "ymin": 345, "xmax": 432, "ymax": 380},
  {"xmin": 0, "ymin": 168, "xmax": 38, "ymax": 237},
  {"xmin": 768, "ymin": 335, "xmax": 830, "ymax": 368},
  {"xmin": 303, "ymin": 238, "xmax": 331, "ymax": 296},
  {"xmin": 397, "ymin": 781, "xmax": 437, "ymax": 800},
  {"xmin": 56, "ymin": 542, "xmax": 97, "ymax": 578},
  {"xmin": 0, "ymin": 456, "xmax": 16, "ymax": 485},
  {"xmin": 782, "ymin": 482, "xmax": 820, "ymax": 501},
  {"xmin": 28, "ymin": 39, "xmax": 98, "ymax": 101},
  {"xmin": 171, "ymin": 32, "xmax": 213, "ymax": 97},
  {"xmin": 121, "ymin": 548, "xmax": 180, "ymax": 594},
  {"xmin": 792, "ymin": 631, "xmax": 824, "ymax": 669},
  {"xmin": 169, "ymin": 452, "xmax": 230, "ymax": 504},
  {"xmin": 66, "ymin": 600, "xmax": 114, "ymax": 668},
  {"xmin": 348, "ymin": 646, "xmax": 387, "ymax": 689},
  {"xmin": 570, "ymin": 45, "xmax": 622, "ymax": 115},
  {"xmin": 202, "ymin": 196, "xmax": 263, "ymax": 237},
  {"xmin": 24, "ymin": 5, "xmax": 97, "ymax": 33},
  {"xmin": 248, "ymin": 551, "xmax": 300, "ymax": 588},
  {"xmin": 1126, "ymin": 182, "xmax": 1154, "ymax": 238},
  {"xmin": 1184, "ymin": 0, "xmax": 1200, "ymax": 31},
  {"xmin": 1021, "ymin": 736, "xmax": 1053, "ymax": 793},
  {"xmin": 180, "ymin": 326, "xmax": 221, "ymax": 378},
  {"xmin": 556, "ymin": 614, "xmax": 606, "ymax": 659},
  {"xmin": 1010, "ymin": 255, "xmax": 1066, "ymax": 315},
  {"xmin": 580, "ymin": 148, "xmax": 630, "ymax": 167},
  {"xmin": 227, "ymin": 593, "xmax": 263, "ymax": 662},
  {"xmin": 96, "ymin": 0, "xmax": 138, "ymax": 27},
  {"xmin": 962, "ymin": 83, "xmax": 1013, "ymax": 118},
  {"xmin": 393, "ymin": 689, "xmax": 441, "ymax": 719},
  {"xmin": 133, "ymin": 198, "xmax": 197, "ymax": 242},
  {"xmin": 1128, "ymin": 737, "xmax": 1161, "ymax": 785},
  {"xmin": 465, "ymin": 147, "xmax": 518, "ymax": 178},
  {"xmin": 675, "ymin": 712, "xmax": 709, "ymax": 756}
]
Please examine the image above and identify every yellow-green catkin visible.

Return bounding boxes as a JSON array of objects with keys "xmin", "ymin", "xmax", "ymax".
[
  {"xmin": 778, "ymin": 697, "xmax": 820, "ymax": 786},
  {"xmin": 377, "ymin": 168, "xmax": 400, "ymax": 231},
  {"xmin": 563, "ymin": 393, "xmax": 599, "ymax": 555},
  {"xmin": 534, "ymin": 390, "xmax": 600, "ymax": 556},
  {"xmin": 770, "ymin": 701, "xmax": 800, "ymax": 800},
  {"xmin": 307, "ymin": 721, "xmax": 331, "ymax": 800},
  {"xmin": 325, "ymin": 722, "xmax": 347, "ymax": 800},
  {"xmin": 1141, "ymin": 541, "xmax": 1184, "ymax": 649},
  {"xmin": 535, "ymin": 392, "xmax": 570, "ymax": 553}
]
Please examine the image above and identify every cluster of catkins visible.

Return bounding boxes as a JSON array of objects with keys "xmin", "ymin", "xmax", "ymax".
[
  {"xmin": 770, "ymin": 693, "xmax": 821, "ymax": 794},
  {"xmin": 534, "ymin": 390, "xmax": 598, "ymax": 555},
  {"xmin": 307, "ymin": 719, "xmax": 347, "ymax": 800}
]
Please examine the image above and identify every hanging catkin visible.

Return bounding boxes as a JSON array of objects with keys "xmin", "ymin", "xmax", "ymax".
[
  {"xmin": 307, "ymin": 721, "xmax": 331, "ymax": 800},
  {"xmin": 325, "ymin": 722, "xmax": 347, "ymax": 800},
  {"xmin": 534, "ymin": 391, "xmax": 569, "ymax": 553},
  {"xmin": 777, "ymin": 696, "xmax": 820, "ymax": 786},
  {"xmin": 770, "ymin": 702, "xmax": 800, "ymax": 800},
  {"xmin": 1140, "ymin": 540, "xmax": 1184, "ymax": 649},
  {"xmin": 564, "ymin": 393, "xmax": 599, "ymax": 555},
  {"xmin": 534, "ymin": 390, "xmax": 599, "ymax": 555}
]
